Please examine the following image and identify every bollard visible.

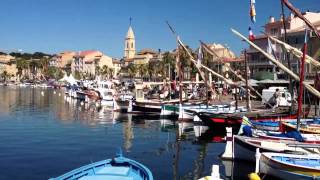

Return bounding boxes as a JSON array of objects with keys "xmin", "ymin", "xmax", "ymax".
[
  {"xmin": 127, "ymin": 99, "xmax": 133, "ymax": 113},
  {"xmin": 178, "ymin": 104, "xmax": 184, "ymax": 120},
  {"xmin": 221, "ymin": 127, "xmax": 233, "ymax": 160},
  {"xmin": 255, "ymin": 148, "xmax": 261, "ymax": 173},
  {"xmin": 211, "ymin": 165, "xmax": 221, "ymax": 180}
]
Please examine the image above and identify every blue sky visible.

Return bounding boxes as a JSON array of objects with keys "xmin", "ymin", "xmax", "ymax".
[{"xmin": 0, "ymin": 0, "xmax": 319, "ymax": 57}]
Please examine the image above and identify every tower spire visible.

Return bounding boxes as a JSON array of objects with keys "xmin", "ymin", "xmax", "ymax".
[{"xmin": 124, "ymin": 19, "xmax": 135, "ymax": 59}]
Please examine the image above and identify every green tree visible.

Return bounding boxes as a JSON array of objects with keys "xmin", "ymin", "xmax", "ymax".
[
  {"xmin": 162, "ymin": 51, "xmax": 176, "ymax": 79},
  {"xmin": 74, "ymin": 70, "xmax": 82, "ymax": 80},
  {"xmin": 109, "ymin": 68, "xmax": 114, "ymax": 79},
  {"xmin": 137, "ymin": 64, "xmax": 147, "ymax": 78},
  {"xmin": 95, "ymin": 65, "xmax": 101, "ymax": 76},
  {"xmin": 127, "ymin": 64, "xmax": 137, "ymax": 78},
  {"xmin": 1, "ymin": 71, "xmax": 9, "ymax": 82},
  {"xmin": 16, "ymin": 58, "xmax": 29, "ymax": 80},
  {"xmin": 101, "ymin": 65, "xmax": 109, "ymax": 79}
]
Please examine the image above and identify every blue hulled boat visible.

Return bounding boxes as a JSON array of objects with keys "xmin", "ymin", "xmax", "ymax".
[{"xmin": 50, "ymin": 153, "xmax": 153, "ymax": 180}]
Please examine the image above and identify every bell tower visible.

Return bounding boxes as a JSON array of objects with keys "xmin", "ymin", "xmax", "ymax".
[{"xmin": 124, "ymin": 18, "xmax": 135, "ymax": 59}]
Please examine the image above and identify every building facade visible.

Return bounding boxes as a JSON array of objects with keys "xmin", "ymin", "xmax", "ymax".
[
  {"xmin": 71, "ymin": 50, "xmax": 113, "ymax": 78},
  {"xmin": 247, "ymin": 12, "xmax": 320, "ymax": 80},
  {"xmin": 0, "ymin": 54, "xmax": 17, "ymax": 79},
  {"xmin": 50, "ymin": 51, "xmax": 76, "ymax": 69}
]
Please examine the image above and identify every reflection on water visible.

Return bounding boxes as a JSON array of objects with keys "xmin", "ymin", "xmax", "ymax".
[{"xmin": 0, "ymin": 87, "xmax": 253, "ymax": 180}]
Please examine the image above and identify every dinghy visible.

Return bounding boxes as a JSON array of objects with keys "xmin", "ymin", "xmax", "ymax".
[
  {"xmin": 281, "ymin": 121, "xmax": 320, "ymax": 134},
  {"xmin": 233, "ymin": 135, "xmax": 320, "ymax": 162},
  {"xmin": 50, "ymin": 153, "xmax": 153, "ymax": 180},
  {"xmin": 259, "ymin": 152, "xmax": 320, "ymax": 179}
]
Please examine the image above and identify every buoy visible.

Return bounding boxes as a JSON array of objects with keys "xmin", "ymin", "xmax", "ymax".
[
  {"xmin": 58, "ymin": 93, "xmax": 61, "ymax": 96},
  {"xmin": 80, "ymin": 101, "xmax": 84, "ymax": 106},
  {"xmin": 248, "ymin": 173, "xmax": 260, "ymax": 180},
  {"xmin": 221, "ymin": 127, "xmax": 233, "ymax": 160},
  {"xmin": 127, "ymin": 99, "xmax": 133, "ymax": 113},
  {"xmin": 41, "ymin": 91, "xmax": 44, "ymax": 96},
  {"xmin": 53, "ymin": 91, "xmax": 56, "ymax": 94}
]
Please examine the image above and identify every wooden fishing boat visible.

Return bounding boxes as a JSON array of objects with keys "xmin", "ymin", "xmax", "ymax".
[
  {"xmin": 162, "ymin": 103, "xmax": 246, "ymax": 121},
  {"xmin": 259, "ymin": 152, "xmax": 320, "ymax": 179},
  {"xmin": 196, "ymin": 108, "xmax": 302, "ymax": 133},
  {"xmin": 253, "ymin": 129, "xmax": 320, "ymax": 144},
  {"xmin": 50, "ymin": 153, "xmax": 153, "ymax": 180},
  {"xmin": 281, "ymin": 121, "xmax": 320, "ymax": 134},
  {"xmin": 251, "ymin": 118, "xmax": 314, "ymax": 132},
  {"xmin": 132, "ymin": 99, "xmax": 185, "ymax": 114},
  {"xmin": 233, "ymin": 135, "xmax": 320, "ymax": 162}
]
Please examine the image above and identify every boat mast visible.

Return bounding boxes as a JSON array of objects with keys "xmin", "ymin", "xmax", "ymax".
[
  {"xmin": 281, "ymin": 0, "xmax": 294, "ymax": 114},
  {"xmin": 166, "ymin": 22, "xmax": 215, "ymax": 97},
  {"xmin": 177, "ymin": 45, "xmax": 183, "ymax": 104},
  {"xmin": 244, "ymin": 50, "xmax": 251, "ymax": 112},
  {"xmin": 297, "ymin": 29, "xmax": 308, "ymax": 130},
  {"xmin": 205, "ymin": 48, "xmax": 209, "ymax": 107}
]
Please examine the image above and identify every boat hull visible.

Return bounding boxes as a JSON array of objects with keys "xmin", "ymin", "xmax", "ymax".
[
  {"xmin": 233, "ymin": 136, "xmax": 314, "ymax": 162},
  {"xmin": 50, "ymin": 156, "xmax": 153, "ymax": 180},
  {"xmin": 260, "ymin": 153, "xmax": 320, "ymax": 179}
]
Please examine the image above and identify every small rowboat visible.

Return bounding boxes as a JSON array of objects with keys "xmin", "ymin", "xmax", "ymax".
[
  {"xmin": 233, "ymin": 135, "xmax": 320, "ymax": 162},
  {"xmin": 260, "ymin": 152, "xmax": 320, "ymax": 179},
  {"xmin": 50, "ymin": 153, "xmax": 153, "ymax": 180},
  {"xmin": 281, "ymin": 122, "xmax": 320, "ymax": 134}
]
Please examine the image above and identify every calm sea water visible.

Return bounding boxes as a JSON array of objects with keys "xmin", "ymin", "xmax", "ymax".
[{"xmin": 0, "ymin": 86, "xmax": 254, "ymax": 180}]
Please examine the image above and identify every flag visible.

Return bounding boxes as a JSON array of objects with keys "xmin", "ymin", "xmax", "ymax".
[
  {"xmin": 197, "ymin": 46, "xmax": 203, "ymax": 67},
  {"xmin": 250, "ymin": 0, "xmax": 256, "ymax": 23},
  {"xmin": 267, "ymin": 38, "xmax": 277, "ymax": 59},
  {"xmin": 248, "ymin": 27, "xmax": 255, "ymax": 41}
]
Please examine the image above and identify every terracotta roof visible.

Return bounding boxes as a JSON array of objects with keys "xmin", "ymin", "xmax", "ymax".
[
  {"xmin": 113, "ymin": 60, "xmax": 121, "ymax": 64},
  {"xmin": 137, "ymin": 48, "xmax": 157, "ymax": 55},
  {"xmin": 124, "ymin": 58, "xmax": 134, "ymax": 62},
  {"xmin": 77, "ymin": 50, "xmax": 102, "ymax": 57}
]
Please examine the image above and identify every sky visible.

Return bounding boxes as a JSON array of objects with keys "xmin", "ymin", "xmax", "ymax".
[{"xmin": 0, "ymin": 0, "xmax": 319, "ymax": 58}]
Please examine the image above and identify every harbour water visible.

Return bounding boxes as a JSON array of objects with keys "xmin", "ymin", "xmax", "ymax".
[{"xmin": 0, "ymin": 87, "xmax": 255, "ymax": 180}]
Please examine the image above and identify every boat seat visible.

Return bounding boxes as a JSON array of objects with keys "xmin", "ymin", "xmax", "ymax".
[
  {"xmin": 95, "ymin": 166, "xmax": 130, "ymax": 176},
  {"xmin": 261, "ymin": 141, "xmax": 286, "ymax": 151},
  {"xmin": 79, "ymin": 175, "xmax": 133, "ymax": 180}
]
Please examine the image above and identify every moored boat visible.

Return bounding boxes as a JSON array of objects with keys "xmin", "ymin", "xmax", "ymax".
[
  {"xmin": 50, "ymin": 153, "xmax": 153, "ymax": 180},
  {"xmin": 281, "ymin": 121, "xmax": 320, "ymax": 134},
  {"xmin": 259, "ymin": 152, "xmax": 320, "ymax": 179},
  {"xmin": 233, "ymin": 135, "xmax": 320, "ymax": 162}
]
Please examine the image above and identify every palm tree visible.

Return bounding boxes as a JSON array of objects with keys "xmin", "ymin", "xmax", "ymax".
[
  {"xmin": 128, "ymin": 64, "xmax": 137, "ymax": 78},
  {"xmin": 39, "ymin": 57, "xmax": 49, "ymax": 77},
  {"xmin": 108, "ymin": 68, "xmax": 114, "ymax": 79},
  {"xmin": 136, "ymin": 64, "xmax": 146, "ymax": 78},
  {"xmin": 16, "ymin": 58, "xmax": 29, "ymax": 80},
  {"xmin": 1, "ymin": 71, "xmax": 8, "ymax": 82},
  {"xmin": 101, "ymin": 65, "xmax": 109, "ymax": 79},
  {"xmin": 95, "ymin": 65, "xmax": 101, "ymax": 76},
  {"xmin": 162, "ymin": 52, "xmax": 175, "ymax": 79}
]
